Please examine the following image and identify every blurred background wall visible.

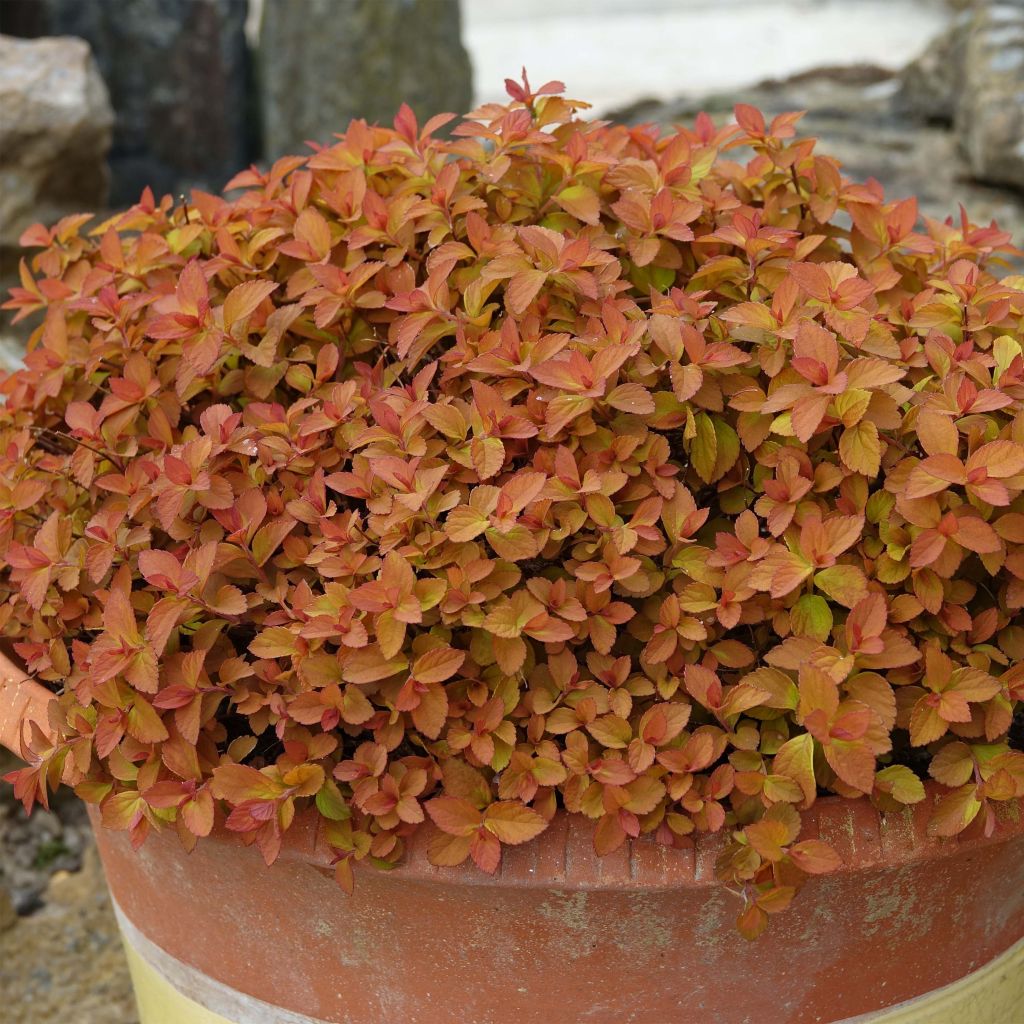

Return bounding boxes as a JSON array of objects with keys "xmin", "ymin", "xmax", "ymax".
[{"xmin": 0, "ymin": 0, "xmax": 471, "ymax": 207}]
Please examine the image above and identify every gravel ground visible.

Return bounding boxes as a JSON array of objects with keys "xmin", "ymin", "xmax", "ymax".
[
  {"xmin": 1, "ymin": 754, "xmax": 93, "ymax": 915},
  {"xmin": 0, "ymin": 753, "xmax": 137, "ymax": 1024},
  {"xmin": 0, "ymin": 847, "xmax": 138, "ymax": 1024}
]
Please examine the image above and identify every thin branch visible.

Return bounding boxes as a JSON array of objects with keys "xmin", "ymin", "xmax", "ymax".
[{"xmin": 30, "ymin": 427, "xmax": 125, "ymax": 472}]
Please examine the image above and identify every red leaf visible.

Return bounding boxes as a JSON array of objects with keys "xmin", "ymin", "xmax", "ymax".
[{"xmin": 469, "ymin": 829, "xmax": 502, "ymax": 874}]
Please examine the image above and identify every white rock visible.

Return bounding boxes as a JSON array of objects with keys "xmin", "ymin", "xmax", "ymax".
[{"xmin": 0, "ymin": 34, "xmax": 113, "ymax": 248}]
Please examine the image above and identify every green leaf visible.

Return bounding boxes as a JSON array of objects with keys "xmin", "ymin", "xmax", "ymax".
[
  {"xmin": 839, "ymin": 420, "xmax": 881, "ymax": 477},
  {"xmin": 711, "ymin": 418, "xmax": 741, "ymax": 483},
  {"xmin": 814, "ymin": 565, "xmax": 868, "ymax": 608},
  {"xmin": 928, "ymin": 784, "xmax": 983, "ymax": 838},
  {"xmin": 316, "ymin": 778, "xmax": 351, "ymax": 821},
  {"xmin": 249, "ymin": 626, "xmax": 299, "ymax": 659},
  {"xmin": 791, "ymin": 594, "xmax": 833, "ymax": 642},
  {"xmin": 874, "ymin": 765, "xmax": 925, "ymax": 805},
  {"xmin": 773, "ymin": 733, "xmax": 816, "ymax": 806},
  {"xmin": 554, "ymin": 184, "xmax": 600, "ymax": 225},
  {"xmin": 691, "ymin": 412, "xmax": 718, "ymax": 484}
]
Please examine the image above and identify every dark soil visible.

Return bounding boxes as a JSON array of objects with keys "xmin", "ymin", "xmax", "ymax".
[{"xmin": 1009, "ymin": 704, "xmax": 1024, "ymax": 752}]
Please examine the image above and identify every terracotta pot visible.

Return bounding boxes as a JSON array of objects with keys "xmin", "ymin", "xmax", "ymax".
[
  {"xmin": 0, "ymin": 648, "xmax": 54, "ymax": 759},
  {"xmin": 2, "ymin": 655, "xmax": 1023, "ymax": 1024}
]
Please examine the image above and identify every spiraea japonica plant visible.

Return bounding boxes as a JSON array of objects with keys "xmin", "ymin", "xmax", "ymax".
[{"xmin": 3, "ymin": 73, "xmax": 1024, "ymax": 938}]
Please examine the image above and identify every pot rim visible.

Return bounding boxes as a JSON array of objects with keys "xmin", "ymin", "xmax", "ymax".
[{"xmin": 263, "ymin": 781, "xmax": 1024, "ymax": 890}]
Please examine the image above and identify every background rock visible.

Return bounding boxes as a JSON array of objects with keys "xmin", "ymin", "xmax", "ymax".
[
  {"xmin": 957, "ymin": 2, "xmax": 1024, "ymax": 191},
  {"xmin": 0, "ymin": 1, "xmax": 50, "ymax": 37},
  {"xmin": 611, "ymin": 63, "xmax": 1024, "ymax": 264},
  {"xmin": 0, "ymin": 34, "xmax": 113, "ymax": 249},
  {"xmin": 258, "ymin": 0, "xmax": 472, "ymax": 160},
  {"xmin": 897, "ymin": 1, "xmax": 1024, "ymax": 192},
  {"xmin": 895, "ymin": 10, "xmax": 970, "ymax": 125},
  {"xmin": 44, "ymin": 0, "xmax": 251, "ymax": 205},
  {"xmin": 463, "ymin": 0, "xmax": 951, "ymax": 114}
]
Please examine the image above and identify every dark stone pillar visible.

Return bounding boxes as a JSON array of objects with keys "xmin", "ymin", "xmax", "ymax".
[{"xmin": 258, "ymin": 0, "xmax": 473, "ymax": 161}]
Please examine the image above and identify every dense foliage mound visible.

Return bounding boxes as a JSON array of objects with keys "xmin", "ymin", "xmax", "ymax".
[{"xmin": 3, "ymin": 75, "xmax": 1023, "ymax": 937}]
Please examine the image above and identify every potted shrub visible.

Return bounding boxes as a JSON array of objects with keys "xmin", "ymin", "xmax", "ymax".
[{"xmin": 1, "ymin": 76, "xmax": 1022, "ymax": 1024}]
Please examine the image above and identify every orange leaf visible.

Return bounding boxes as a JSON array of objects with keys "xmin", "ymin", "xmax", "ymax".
[
  {"xmin": 412, "ymin": 646, "xmax": 465, "ymax": 685},
  {"xmin": 469, "ymin": 829, "xmax": 502, "ymax": 873},
  {"xmin": 223, "ymin": 280, "xmax": 278, "ymax": 329},
  {"xmin": 211, "ymin": 764, "xmax": 285, "ymax": 803},
  {"xmin": 483, "ymin": 801, "xmax": 548, "ymax": 845},
  {"xmin": 823, "ymin": 740, "xmax": 875, "ymax": 793},
  {"xmin": 426, "ymin": 830, "xmax": 473, "ymax": 867},
  {"xmin": 505, "ymin": 269, "xmax": 547, "ymax": 316},
  {"xmin": 967, "ymin": 440, "xmax": 1024, "ymax": 479},
  {"xmin": 928, "ymin": 784, "xmax": 982, "ymax": 837},
  {"xmin": 745, "ymin": 819, "xmax": 791, "ymax": 861},
  {"xmin": 410, "ymin": 682, "xmax": 448, "ymax": 740},
  {"xmin": 470, "ymin": 436, "xmax": 505, "ymax": 480},
  {"xmin": 905, "ymin": 455, "xmax": 966, "ymax": 498},
  {"xmin": 788, "ymin": 839, "xmax": 841, "ymax": 874},
  {"xmin": 426, "ymin": 796, "xmax": 482, "ymax": 837}
]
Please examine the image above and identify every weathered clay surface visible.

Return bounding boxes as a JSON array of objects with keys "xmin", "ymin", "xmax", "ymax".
[
  {"xmin": 258, "ymin": 0, "xmax": 473, "ymax": 160},
  {"xmin": 0, "ymin": 34, "xmax": 113, "ymax": 249}
]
